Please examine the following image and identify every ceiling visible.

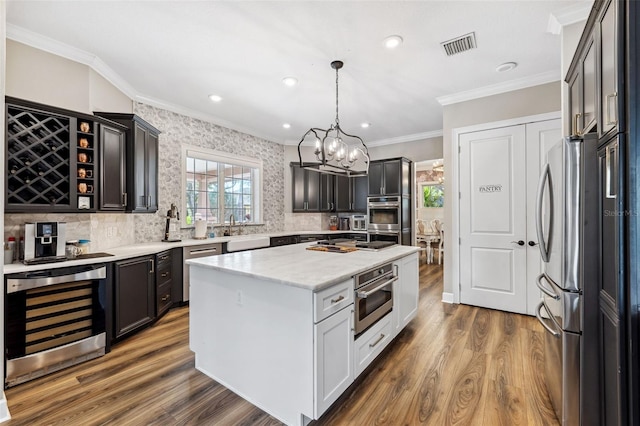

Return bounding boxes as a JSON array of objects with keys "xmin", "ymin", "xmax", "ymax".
[{"xmin": 5, "ymin": 1, "xmax": 590, "ymax": 146}]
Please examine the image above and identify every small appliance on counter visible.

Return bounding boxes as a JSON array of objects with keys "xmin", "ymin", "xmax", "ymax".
[
  {"xmin": 23, "ymin": 222, "xmax": 67, "ymax": 264},
  {"xmin": 194, "ymin": 220, "xmax": 208, "ymax": 239},
  {"xmin": 350, "ymin": 214, "xmax": 366, "ymax": 231},
  {"xmin": 162, "ymin": 203, "xmax": 182, "ymax": 242},
  {"xmin": 339, "ymin": 217, "xmax": 350, "ymax": 231}
]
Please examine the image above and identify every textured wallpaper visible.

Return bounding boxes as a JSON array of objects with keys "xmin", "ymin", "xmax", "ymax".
[{"xmin": 132, "ymin": 102, "xmax": 285, "ymax": 242}]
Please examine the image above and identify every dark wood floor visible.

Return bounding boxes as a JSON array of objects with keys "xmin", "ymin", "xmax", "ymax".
[{"xmin": 4, "ymin": 262, "xmax": 559, "ymax": 425}]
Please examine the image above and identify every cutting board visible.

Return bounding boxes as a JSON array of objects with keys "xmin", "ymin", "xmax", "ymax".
[{"xmin": 306, "ymin": 246, "xmax": 358, "ymax": 253}]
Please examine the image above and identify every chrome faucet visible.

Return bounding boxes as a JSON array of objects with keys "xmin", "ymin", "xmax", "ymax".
[{"xmin": 228, "ymin": 214, "xmax": 235, "ymax": 236}]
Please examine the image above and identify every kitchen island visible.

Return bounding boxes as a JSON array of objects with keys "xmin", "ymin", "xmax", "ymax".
[{"xmin": 187, "ymin": 243, "xmax": 419, "ymax": 426}]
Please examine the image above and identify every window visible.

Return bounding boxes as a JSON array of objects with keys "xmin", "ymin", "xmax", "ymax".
[
  {"xmin": 183, "ymin": 145, "xmax": 262, "ymax": 226},
  {"xmin": 421, "ymin": 183, "xmax": 444, "ymax": 208}
]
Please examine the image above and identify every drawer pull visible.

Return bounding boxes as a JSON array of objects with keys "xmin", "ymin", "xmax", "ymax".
[
  {"xmin": 330, "ymin": 295, "xmax": 345, "ymax": 304},
  {"xmin": 369, "ymin": 333, "xmax": 386, "ymax": 348},
  {"xmin": 160, "ymin": 255, "xmax": 169, "ymax": 261},
  {"xmin": 161, "ymin": 272, "xmax": 170, "ymax": 278},
  {"xmin": 161, "ymin": 295, "xmax": 170, "ymax": 302}
]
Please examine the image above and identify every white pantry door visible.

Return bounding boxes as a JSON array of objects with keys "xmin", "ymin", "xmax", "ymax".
[{"xmin": 459, "ymin": 125, "xmax": 528, "ymax": 313}]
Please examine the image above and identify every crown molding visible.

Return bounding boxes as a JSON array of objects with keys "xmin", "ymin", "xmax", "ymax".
[
  {"xmin": 547, "ymin": 1, "xmax": 593, "ymax": 35},
  {"xmin": 134, "ymin": 94, "xmax": 281, "ymax": 144},
  {"xmin": 436, "ymin": 70, "xmax": 560, "ymax": 106},
  {"xmin": 6, "ymin": 24, "xmax": 283, "ymax": 144}
]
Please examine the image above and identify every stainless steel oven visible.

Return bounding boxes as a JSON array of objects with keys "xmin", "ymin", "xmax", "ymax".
[
  {"xmin": 367, "ymin": 196, "xmax": 401, "ymax": 232},
  {"xmin": 354, "ymin": 262, "xmax": 397, "ymax": 337},
  {"xmin": 5, "ymin": 264, "xmax": 107, "ymax": 387}
]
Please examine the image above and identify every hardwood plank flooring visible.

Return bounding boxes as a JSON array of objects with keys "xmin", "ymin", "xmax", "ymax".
[{"xmin": 4, "ymin": 262, "xmax": 559, "ymax": 426}]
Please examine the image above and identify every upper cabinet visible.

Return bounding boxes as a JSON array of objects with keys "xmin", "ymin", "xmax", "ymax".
[
  {"xmin": 5, "ymin": 97, "xmax": 125, "ymax": 213},
  {"xmin": 291, "ymin": 163, "xmax": 320, "ymax": 212},
  {"xmin": 368, "ymin": 158, "xmax": 411, "ymax": 196},
  {"xmin": 95, "ymin": 113, "xmax": 160, "ymax": 213},
  {"xmin": 99, "ymin": 123, "xmax": 127, "ymax": 211},
  {"xmin": 598, "ymin": 0, "xmax": 622, "ymax": 139},
  {"xmin": 566, "ymin": 0, "xmax": 624, "ymax": 139}
]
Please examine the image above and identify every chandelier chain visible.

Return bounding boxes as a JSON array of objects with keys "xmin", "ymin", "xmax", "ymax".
[{"xmin": 335, "ymin": 66, "xmax": 340, "ymax": 126}]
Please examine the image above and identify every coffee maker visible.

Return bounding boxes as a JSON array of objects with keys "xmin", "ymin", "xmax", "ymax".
[{"xmin": 24, "ymin": 222, "xmax": 67, "ymax": 264}]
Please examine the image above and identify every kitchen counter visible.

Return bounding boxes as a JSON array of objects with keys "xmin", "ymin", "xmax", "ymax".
[
  {"xmin": 2, "ymin": 230, "xmax": 367, "ymax": 275},
  {"xmin": 187, "ymin": 242, "xmax": 419, "ymax": 291}
]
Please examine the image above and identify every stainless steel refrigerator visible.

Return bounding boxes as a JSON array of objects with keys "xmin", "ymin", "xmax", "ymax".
[{"xmin": 534, "ymin": 134, "xmax": 599, "ymax": 426}]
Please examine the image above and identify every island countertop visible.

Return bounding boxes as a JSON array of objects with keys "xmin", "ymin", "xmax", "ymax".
[{"xmin": 186, "ymin": 242, "xmax": 420, "ymax": 291}]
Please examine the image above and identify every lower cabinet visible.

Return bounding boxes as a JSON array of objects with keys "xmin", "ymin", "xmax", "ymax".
[
  {"xmin": 393, "ymin": 252, "xmax": 419, "ymax": 335},
  {"xmin": 314, "ymin": 304, "xmax": 354, "ymax": 417},
  {"xmin": 114, "ymin": 255, "xmax": 155, "ymax": 339},
  {"xmin": 354, "ymin": 313, "xmax": 392, "ymax": 376},
  {"xmin": 156, "ymin": 250, "xmax": 173, "ymax": 318}
]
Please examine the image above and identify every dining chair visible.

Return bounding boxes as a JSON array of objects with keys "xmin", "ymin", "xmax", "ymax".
[{"xmin": 437, "ymin": 227, "xmax": 444, "ymax": 265}]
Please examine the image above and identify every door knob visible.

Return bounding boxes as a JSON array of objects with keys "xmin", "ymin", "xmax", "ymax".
[
  {"xmin": 528, "ymin": 241, "xmax": 538, "ymax": 247},
  {"xmin": 511, "ymin": 240, "xmax": 525, "ymax": 246}
]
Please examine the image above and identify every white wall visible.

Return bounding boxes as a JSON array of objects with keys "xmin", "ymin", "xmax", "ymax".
[
  {"xmin": 1, "ymin": 3, "xmax": 10, "ymax": 423},
  {"xmin": 442, "ymin": 82, "xmax": 562, "ymax": 295}
]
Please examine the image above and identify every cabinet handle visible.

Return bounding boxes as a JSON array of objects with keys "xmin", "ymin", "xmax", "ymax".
[
  {"xmin": 160, "ymin": 255, "xmax": 169, "ymax": 261},
  {"xmin": 161, "ymin": 294, "xmax": 170, "ymax": 302},
  {"xmin": 122, "ymin": 193, "xmax": 127, "ymax": 207},
  {"xmin": 606, "ymin": 92, "xmax": 618, "ymax": 126},
  {"xmin": 573, "ymin": 113, "xmax": 582, "ymax": 136},
  {"xmin": 606, "ymin": 142, "xmax": 617, "ymax": 199},
  {"xmin": 147, "ymin": 195, "xmax": 151, "ymax": 207},
  {"xmin": 330, "ymin": 295, "xmax": 345, "ymax": 304},
  {"xmin": 369, "ymin": 333, "xmax": 386, "ymax": 348},
  {"xmin": 161, "ymin": 271, "xmax": 169, "ymax": 278},
  {"xmin": 149, "ymin": 259, "xmax": 155, "ymax": 273}
]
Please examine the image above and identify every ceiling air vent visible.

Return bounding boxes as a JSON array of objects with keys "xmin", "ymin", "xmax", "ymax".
[{"xmin": 441, "ymin": 32, "xmax": 477, "ymax": 56}]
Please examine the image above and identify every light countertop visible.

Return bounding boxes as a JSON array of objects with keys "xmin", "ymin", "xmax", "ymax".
[
  {"xmin": 2, "ymin": 230, "xmax": 366, "ymax": 275},
  {"xmin": 187, "ymin": 242, "xmax": 420, "ymax": 291}
]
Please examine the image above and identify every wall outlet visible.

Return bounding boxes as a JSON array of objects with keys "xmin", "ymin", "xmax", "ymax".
[
  {"xmin": 107, "ymin": 227, "xmax": 115, "ymax": 238},
  {"xmin": 170, "ymin": 223, "xmax": 178, "ymax": 232}
]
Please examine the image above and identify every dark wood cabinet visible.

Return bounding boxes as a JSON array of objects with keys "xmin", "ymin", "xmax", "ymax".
[
  {"xmin": 368, "ymin": 158, "xmax": 411, "ymax": 196},
  {"xmin": 155, "ymin": 250, "xmax": 173, "ymax": 319},
  {"xmin": 95, "ymin": 113, "xmax": 160, "ymax": 213},
  {"xmin": 270, "ymin": 235, "xmax": 299, "ymax": 247},
  {"xmin": 568, "ymin": 34, "xmax": 597, "ymax": 136},
  {"xmin": 113, "ymin": 255, "xmax": 155, "ymax": 340},
  {"xmin": 597, "ymin": 134, "xmax": 624, "ymax": 426},
  {"xmin": 352, "ymin": 175, "xmax": 368, "ymax": 212},
  {"xmin": 99, "ymin": 123, "xmax": 126, "ymax": 211},
  {"xmin": 292, "ymin": 163, "xmax": 320, "ymax": 212},
  {"xmin": 598, "ymin": 0, "xmax": 623, "ymax": 140},
  {"xmin": 292, "ymin": 163, "xmax": 369, "ymax": 213}
]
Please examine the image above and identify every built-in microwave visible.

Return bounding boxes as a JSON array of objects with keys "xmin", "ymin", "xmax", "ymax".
[{"xmin": 367, "ymin": 196, "xmax": 401, "ymax": 232}]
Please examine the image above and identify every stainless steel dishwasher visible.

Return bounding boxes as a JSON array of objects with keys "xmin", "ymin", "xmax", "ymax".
[{"xmin": 183, "ymin": 243, "xmax": 222, "ymax": 302}]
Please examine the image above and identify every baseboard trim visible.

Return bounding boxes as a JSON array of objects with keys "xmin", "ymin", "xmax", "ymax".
[
  {"xmin": 441, "ymin": 292, "xmax": 454, "ymax": 304},
  {"xmin": 0, "ymin": 392, "xmax": 11, "ymax": 423}
]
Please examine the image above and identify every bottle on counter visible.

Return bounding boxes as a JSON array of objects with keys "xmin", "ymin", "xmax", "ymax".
[
  {"xmin": 18, "ymin": 236, "xmax": 24, "ymax": 262},
  {"xmin": 7, "ymin": 236, "xmax": 16, "ymax": 263}
]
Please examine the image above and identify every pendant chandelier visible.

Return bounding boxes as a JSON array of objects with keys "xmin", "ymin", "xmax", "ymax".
[{"xmin": 297, "ymin": 60, "xmax": 370, "ymax": 176}]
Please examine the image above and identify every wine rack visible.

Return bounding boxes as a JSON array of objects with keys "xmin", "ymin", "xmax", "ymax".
[
  {"xmin": 76, "ymin": 120, "xmax": 96, "ymax": 210},
  {"xmin": 6, "ymin": 104, "xmax": 72, "ymax": 209}
]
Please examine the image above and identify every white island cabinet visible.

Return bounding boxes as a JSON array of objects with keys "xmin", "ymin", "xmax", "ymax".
[{"xmin": 188, "ymin": 244, "xmax": 419, "ymax": 426}]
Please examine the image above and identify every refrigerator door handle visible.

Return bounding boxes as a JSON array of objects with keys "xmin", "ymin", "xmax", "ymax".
[
  {"xmin": 536, "ymin": 273, "xmax": 560, "ymax": 300},
  {"xmin": 535, "ymin": 163, "xmax": 551, "ymax": 262},
  {"xmin": 535, "ymin": 300, "xmax": 561, "ymax": 337}
]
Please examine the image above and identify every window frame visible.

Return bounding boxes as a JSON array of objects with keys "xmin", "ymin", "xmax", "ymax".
[{"xmin": 181, "ymin": 144, "xmax": 263, "ymax": 228}]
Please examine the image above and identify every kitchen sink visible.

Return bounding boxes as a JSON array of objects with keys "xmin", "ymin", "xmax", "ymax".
[{"xmin": 226, "ymin": 236, "xmax": 270, "ymax": 252}]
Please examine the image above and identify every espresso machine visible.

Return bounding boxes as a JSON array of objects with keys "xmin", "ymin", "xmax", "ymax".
[{"xmin": 24, "ymin": 222, "xmax": 67, "ymax": 264}]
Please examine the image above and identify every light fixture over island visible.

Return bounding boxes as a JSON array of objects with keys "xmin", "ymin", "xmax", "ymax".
[{"xmin": 187, "ymin": 243, "xmax": 420, "ymax": 425}]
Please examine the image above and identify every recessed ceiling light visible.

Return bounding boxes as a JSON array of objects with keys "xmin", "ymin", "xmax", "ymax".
[
  {"xmin": 283, "ymin": 123, "xmax": 291, "ymax": 129},
  {"xmin": 208, "ymin": 94, "xmax": 222, "ymax": 102},
  {"xmin": 496, "ymin": 62, "xmax": 518, "ymax": 73},
  {"xmin": 361, "ymin": 122, "xmax": 371, "ymax": 128},
  {"xmin": 383, "ymin": 35, "xmax": 403, "ymax": 49},
  {"xmin": 282, "ymin": 77, "xmax": 298, "ymax": 87}
]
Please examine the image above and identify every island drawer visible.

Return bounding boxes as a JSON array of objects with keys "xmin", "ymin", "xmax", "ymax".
[
  {"xmin": 314, "ymin": 279, "xmax": 354, "ymax": 323},
  {"xmin": 354, "ymin": 312, "xmax": 392, "ymax": 376}
]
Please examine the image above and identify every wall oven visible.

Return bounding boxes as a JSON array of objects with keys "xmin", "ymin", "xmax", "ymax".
[
  {"xmin": 354, "ymin": 262, "xmax": 397, "ymax": 337},
  {"xmin": 5, "ymin": 264, "xmax": 108, "ymax": 387},
  {"xmin": 367, "ymin": 196, "xmax": 401, "ymax": 232}
]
